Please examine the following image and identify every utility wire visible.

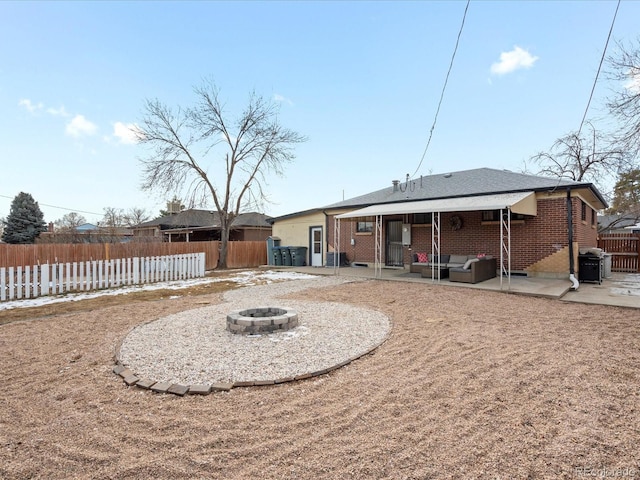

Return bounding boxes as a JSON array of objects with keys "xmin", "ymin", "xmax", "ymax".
[
  {"xmin": 576, "ymin": 0, "xmax": 620, "ymax": 138},
  {"xmin": 549, "ymin": 0, "xmax": 620, "ymax": 194},
  {"xmin": 0, "ymin": 194, "xmax": 103, "ymax": 217},
  {"xmin": 411, "ymin": 0, "xmax": 470, "ymax": 179}
]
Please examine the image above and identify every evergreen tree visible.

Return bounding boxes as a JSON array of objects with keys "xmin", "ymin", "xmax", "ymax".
[{"xmin": 2, "ymin": 192, "xmax": 47, "ymax": 244}]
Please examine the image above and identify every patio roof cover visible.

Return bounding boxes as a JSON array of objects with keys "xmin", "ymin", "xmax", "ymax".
[{"xmin": 335, "ymin": 191, "xmax": 537, "ymax": 218}]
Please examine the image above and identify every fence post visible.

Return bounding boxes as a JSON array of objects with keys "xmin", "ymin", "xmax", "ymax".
[
  {"xmin": 133, "ymin": 257, "xmax": 139, "ymax": 284},
  {"xmin": 16, "ymin": 266, "xmax": 22, "ymax": 299},
  {"xmin": 1, "ymin": 267, "xmax": 5, "ymax": 301},
  {"xmin": 25, "ymin": 266, "xmax": 31, "ymax": 299},
  {"xmin": 41, "ymin": 264, "xmax": 49, "ymax": 296},
  {"xmin": 66, "ymin": 263, "xmax": 71, "ymax": 293},
  {"xmin": 57, "ymin": 263, "xmax": 64, "ymax": 294},
  {"xmin": 33, "ymin": 266, "xmax": 39, "ymax": 298}
]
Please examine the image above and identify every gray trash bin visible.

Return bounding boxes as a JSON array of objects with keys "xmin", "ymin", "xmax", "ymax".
[
  {"xmin": 290, "ymin": 246, "xmax": 308, "ymax": 266},
  {"xmin": 266, "ymin": 236, "xmax": 281, "ymax": 266},
  {"xmin": 271, "ymin": 247, "xmax": 283, "ymax": 266},
  {"xmin": 281, "ymin": 247, "xmax": 292, "ymax": 266}
]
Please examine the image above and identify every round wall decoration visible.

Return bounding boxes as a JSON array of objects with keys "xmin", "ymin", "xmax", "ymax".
[{"xmin": 450, "ymin": 215, "xmax": 463, "ymax": 231}]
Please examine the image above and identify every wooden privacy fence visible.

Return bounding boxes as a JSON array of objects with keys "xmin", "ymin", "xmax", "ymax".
[
  {"xmin": 0, "ymin": 253, "xmax": 205, "ymax": 303},
  {"xmin": 0, "ymin": 241, "xmax": 268, "ymax": 271},
  {"xmin": 597, "ymin": 233, "xmax": 640, "ymax": 273}
]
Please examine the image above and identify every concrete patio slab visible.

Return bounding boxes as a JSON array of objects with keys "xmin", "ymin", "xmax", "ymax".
[{"xmin": 270, "ymin": 266, "xmax": 640, "ymax": 308}]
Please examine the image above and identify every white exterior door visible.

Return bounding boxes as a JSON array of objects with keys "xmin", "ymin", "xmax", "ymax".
[{"xmin": 311, "ymin": 227, "xmax": 323, "ymax": 267}]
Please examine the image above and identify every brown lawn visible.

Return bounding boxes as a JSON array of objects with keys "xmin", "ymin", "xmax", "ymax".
[{"xmin": 0, "ymin": 273, "xmax": 639, "ymax": 479}]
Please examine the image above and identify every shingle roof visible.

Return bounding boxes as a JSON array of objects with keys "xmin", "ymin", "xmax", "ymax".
[
  {"xmin": 598, "ymin": 214, "xmax": 640, "ymax": 230},
  {"xmin": 323, "ymin": 167, "xmax": 604, "ymax": 209},
  {"xmin": 135, "ymin": 210, "xmax": 272, "ymax": 229}
]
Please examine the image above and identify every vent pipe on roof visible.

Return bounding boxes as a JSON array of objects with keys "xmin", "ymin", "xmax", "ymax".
[{"xmin": 392, "ymin": 180, "xmax": 400, "ymax": 192}]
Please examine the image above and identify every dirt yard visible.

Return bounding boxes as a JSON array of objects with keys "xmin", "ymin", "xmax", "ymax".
[{"xmin": 1, "ymin": 274, "xmax": 639, "ymax": 479}]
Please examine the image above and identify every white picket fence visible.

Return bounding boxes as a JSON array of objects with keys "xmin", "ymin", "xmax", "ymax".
[{"xmin": 0, "ymin": 252, "xmax": 206, "ymax": 302}]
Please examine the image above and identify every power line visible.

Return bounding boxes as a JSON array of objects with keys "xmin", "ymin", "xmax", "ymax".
[
  {"xmin": 411, "ymin": 0, "xmax": 470, "ymax": 179},
  {"xmin": 576, "ymin": 0, "xmax": 620, "ymax": 137},
  {"xmin": 0, "ymin": 194, "xmax": 103, "ymax": 217},
  {"xmin": 549, "ymin": 0, "xmax": 621, "ymax": 194}
]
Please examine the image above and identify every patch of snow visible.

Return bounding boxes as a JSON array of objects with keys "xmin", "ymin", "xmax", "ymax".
[{"xmin": 0, "ymin": 270, "xmax": 319, "ymax": 311}]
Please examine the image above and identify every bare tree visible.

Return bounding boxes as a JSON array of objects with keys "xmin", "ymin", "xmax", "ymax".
[
  {"xmin": 607, "ymin": 37, "xmax": 640, "ymax": 157},
  {"xmin": 123, "ymin": 207, "xmax": 150, "ymax": 227},
  {"xmin": 101, "ymin": 207, "xmax": 125, "ymax": 228},
  {"xmin": 52, "ymin": 212, "xmax": 87, "ymax": 243},
  {"xmin": 525, "ymin": 121, "xmax": 629, "ymax": 201},
  {"xmin": 54, "ymin": 212, "xmax": 87, "ymax": 231},
  {"xmin": 136, "ymin": 80, "xmax": 306, "ymax": 268}
]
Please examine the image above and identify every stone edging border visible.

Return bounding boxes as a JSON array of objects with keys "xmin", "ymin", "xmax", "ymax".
[{"xmin": 112, "ymin": 329, "xmax": 390, "ymax": 396}]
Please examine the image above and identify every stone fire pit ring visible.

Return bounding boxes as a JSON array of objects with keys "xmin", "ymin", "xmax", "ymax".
[{"xmin": 227, "ymin": 307, "xmax": 298, "ymax": 335}]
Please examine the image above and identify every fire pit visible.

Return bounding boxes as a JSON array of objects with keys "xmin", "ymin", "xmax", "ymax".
[{"xmin": 226, "ymin": 307, "xmax": 298, "ymax": 335}]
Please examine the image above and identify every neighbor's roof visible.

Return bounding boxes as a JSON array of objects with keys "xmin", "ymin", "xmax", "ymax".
[
  {"xmin": 134, "ymin": 210, "xmax": 272, "ymax": 229},
  {"xmin": 598, "ymin": 214, "xmax": 640, "ymax": 230},
  {"xmin": 325, "ymin": 168, "xmax": 607, "ymax": 210}
]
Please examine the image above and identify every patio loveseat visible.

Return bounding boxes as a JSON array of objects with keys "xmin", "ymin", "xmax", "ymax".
[{"xmin": 449, "ymin": 257, "xmax": 497, "ymax": 284}]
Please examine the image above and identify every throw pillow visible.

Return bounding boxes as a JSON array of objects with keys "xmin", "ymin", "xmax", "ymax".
[
  {"xmin": 416, "ymin": 252, "xmax": 428, "ymax": 263},
  {"xmin": 463, "ymin": 258, "xmax": 480, "ymax": 269}
]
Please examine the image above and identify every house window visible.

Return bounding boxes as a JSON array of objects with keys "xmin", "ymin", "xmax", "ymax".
[
  {"xmin": 591, "ymin": 208, "xmax": 596, "ymax": 226},
  {"xmin": 581, "ymin": 201, "xmax": 587, "ymax": 222},
  {"xmin": 413, "ymin": 213, "xmax": 432, "ymax": 224},
  {"xmin": 356, "ymin": 221, "xmax": 374, "ymax": 233},
  {"xmin": 482, "ymin": 210, "xmax": 525, "ymax": 222}
]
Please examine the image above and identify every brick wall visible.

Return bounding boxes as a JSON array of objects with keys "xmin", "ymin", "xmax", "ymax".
[{"xmin": 329, "ymin": 194, "xmax": 599, "ymax": 276}]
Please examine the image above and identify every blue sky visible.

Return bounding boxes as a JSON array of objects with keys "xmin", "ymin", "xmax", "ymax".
[{"xmin": 1, "ymin": 1, "xmax": 639, "ymax": 224}]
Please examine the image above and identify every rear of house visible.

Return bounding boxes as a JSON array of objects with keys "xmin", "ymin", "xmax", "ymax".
[{"xmin": 271, "ymin": 168, "xmax": 607, "ymax": 279}]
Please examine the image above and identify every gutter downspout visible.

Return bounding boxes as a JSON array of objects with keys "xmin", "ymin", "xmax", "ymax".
[{"xmin": 567, "ymin": 188, "xmax": 579, "ymax": 290}]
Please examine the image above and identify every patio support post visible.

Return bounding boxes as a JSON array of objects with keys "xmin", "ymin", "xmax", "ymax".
[
  {"xmin": 375, "ymin": 215, "xmax": 382, "ymax": 278},
  {"xmin": 500, "ymin": 208, "xmax": 512, "ymax": 290},
  {"xmin": 333, "ymin": 217, "xmax": 341, "ymax": 274},
  {"xmin": 431, "ymin": 211, "xmax": 441, "ymax": 282}
]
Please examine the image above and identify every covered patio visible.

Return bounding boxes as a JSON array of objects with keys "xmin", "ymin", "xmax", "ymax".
[{"xmin": 334, "ymin": 191, "xmax": 538, "ymax": 290}]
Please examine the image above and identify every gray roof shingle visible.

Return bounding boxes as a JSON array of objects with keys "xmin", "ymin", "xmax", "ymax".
[{"xmin": 323, "ymin": 167, "xmax": 603, "ymax": 209}]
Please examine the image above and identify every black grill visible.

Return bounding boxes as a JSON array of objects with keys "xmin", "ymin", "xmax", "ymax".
[{"xmin": 578, "ymin": 254, "xmax": 602, "ymax": 284}]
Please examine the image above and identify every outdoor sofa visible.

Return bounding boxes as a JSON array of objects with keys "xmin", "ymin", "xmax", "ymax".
[
  {"xmin": 449, "ymin": 257, "xmax": 497, "ymax": 284},
  {"xmin": 409, "ymin": 253, "xmax": 480, "ymax": 274},
  {"xmin": 410, "ymin": 253, "xmax": 497, "ymax": 284}
]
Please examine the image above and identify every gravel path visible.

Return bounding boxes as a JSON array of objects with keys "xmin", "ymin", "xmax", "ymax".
[{"xmin": 117, "ymin": 276, "xmax": 391, "ymax": 384}]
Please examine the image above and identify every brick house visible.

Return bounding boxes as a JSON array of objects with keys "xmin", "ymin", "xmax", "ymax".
[{"xmin": 270, "ymin": 168, "xmax": 607, "ymax": 279}]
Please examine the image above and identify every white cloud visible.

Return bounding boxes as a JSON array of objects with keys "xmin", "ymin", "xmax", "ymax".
[
  {"xmin": 490, "ymin": 46, "xmax": 539, "ymax": 76},
  {"xmin": 18, "ymin": 98, "xmax": 44, "ymax": 113},
  {"xmin": 47, "ymin": 105, "xmax": 70, "ymax": 117},
  {"xmin": 274, "ymin": 93, "xmax": 294, "ymax": 106},
  {"xmin": 113, "ymin": 121, "xmax": 143, "ymax": 144},
  {"xmin": 66, "ymin": 114, "xmax": 97, "ymax": 137}
]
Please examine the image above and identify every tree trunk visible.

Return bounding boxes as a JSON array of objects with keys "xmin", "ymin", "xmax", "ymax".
[{"xmin": 218, "ymin": 219, "xmax": 230, "ymax": 269}]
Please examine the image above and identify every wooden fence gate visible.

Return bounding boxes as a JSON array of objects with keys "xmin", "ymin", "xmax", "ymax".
[{"xmin": 597, "ymin": 233, "xmax": 640, "ymax": 273}]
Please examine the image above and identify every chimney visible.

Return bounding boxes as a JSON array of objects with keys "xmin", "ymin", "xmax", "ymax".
[
  {"xmin": 392, "ymin": 180, "xmax": 400, "ymax": 192},
  {"xmin": 48, "ymin": 222, "xmax": 54, "ymax": 233}
]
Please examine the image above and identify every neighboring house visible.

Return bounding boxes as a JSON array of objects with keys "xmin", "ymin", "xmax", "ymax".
[
  {"xmin": 598, "ymin": 214, "xmax": 640, "ymax": 234},
  {"xmin": 38, "ymin": 222, "xmax": 133, "ymax": 243},
  {"xmin": 624, "ymin": 223, "xmax": 640, "ymax": 234},
  {"xmin": 132, "ymin": 209, "xmax": 272, "ymax": 242},
  {"xmin": 270, "ymin": 168, "xmax": 607, "ymax": 278}
]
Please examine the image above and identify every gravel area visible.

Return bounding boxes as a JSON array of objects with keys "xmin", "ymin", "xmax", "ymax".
[
  {"xmin": 2, "ymin": 274, "xmax": 639, "ymax": 479},
  {"xmin": 117, "ymin": 276, "xmax": 391, "ymax": 384}
]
